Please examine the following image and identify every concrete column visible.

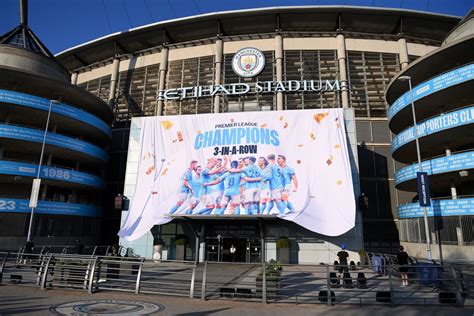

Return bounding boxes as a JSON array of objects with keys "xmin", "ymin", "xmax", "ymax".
[
  {"xmin": 71, "ymin": 72, "xmax": 78, "ymax": 85},
  {"xmin": 46, "ymin": 153, "xmax": 53, "ymax": 166},
  {"xmin": 108, "ymin": 57, "xmax": 120, "ymax": 109},
  {"xmin": 451, "ymin": 183, "xmax": 458, "ymax": 199},
  {"xmin": 275, "ymin": 33, "xmax": 284, "ymax": 111},
  {"xmin": 41, "ymin": 184, "xmax": 47, "ymax": 199},
  {"xmin": 336, "ymin": 33, "xmax": 349, "ymax": 108},
  {"xmin": 445, "ymin": 148, "xmax": 458, "ymax": 198},
  {"xmin": 156, "ymin": 47, "xmax": 169, "ymax": 116},
  {"xmin": 398, "ymin": 37, "xmax": 409, "ymax": 69},
  {"xmin": 213, "ymin": 38, "xmax": 223, "ymax": 113}
]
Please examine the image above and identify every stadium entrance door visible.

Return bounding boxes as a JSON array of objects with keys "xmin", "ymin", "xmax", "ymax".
[{"xmin": 205, "ymin": 237, "xmax": 261, "ymax": 263}]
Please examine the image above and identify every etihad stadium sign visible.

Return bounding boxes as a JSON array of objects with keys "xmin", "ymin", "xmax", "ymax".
[
  {"xmin": 157, "ymin": 80, "xmax": 340, "ymax": 101},
  {"xmin": 157, "ymin": 47, "xmax": 340, "ymax": 101}
]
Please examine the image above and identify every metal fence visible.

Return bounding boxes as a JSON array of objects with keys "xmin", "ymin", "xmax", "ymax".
[{"xmin": 1, "ymin": 251, "xmax": 473, "ymax": 307}]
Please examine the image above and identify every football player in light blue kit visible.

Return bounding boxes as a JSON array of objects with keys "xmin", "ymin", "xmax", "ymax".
[
  {"xmin": 257, "ymin": 157, "xmax": 271, "ymax": 214},
  {"xmin": 204, "ymin": 160, "xmax": 260, "ymax": 215},
  {"xmin": 169, "ymin": 160, "xmax": 197, "ymax": 214},
  {"xmin": 184, "ymin": 165, "xmax": 203, "ymax": 214},
  {"xmin": 265, "ymin": 154, "xmax": 286, "ymax": 214},
  {"xmin": 243, "ymin": 156, "xmax": 261, "ymax": 215},
  {"xmin": 194, "ymin": 157, "xmax": 227, "ymax": 214},
  {"xmin": 277, "ymin": 155, "xmax": 298, "ymax": 214},
  {"xmin": 210, "ymin": 158, "xmax": 226, "ymax": 214}
]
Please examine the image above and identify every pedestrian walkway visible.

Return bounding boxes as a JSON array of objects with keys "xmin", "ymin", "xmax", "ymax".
[{"xmin": 0, "ymin": 285, "xmax": 473, "ymax": 316}]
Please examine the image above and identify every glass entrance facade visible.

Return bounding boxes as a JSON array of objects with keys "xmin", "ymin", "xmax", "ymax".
[{"xmin": 206, "ymin": 237, "xmax": 261, "ymax": 263}]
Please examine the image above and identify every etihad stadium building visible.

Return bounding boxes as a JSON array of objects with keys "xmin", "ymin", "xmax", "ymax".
[{"xmin": 53, "ymin": 6, "xmax": 470, "ymax": 263}]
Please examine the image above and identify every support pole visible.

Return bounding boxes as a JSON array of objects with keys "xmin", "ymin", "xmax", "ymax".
[
  {"xmin": 275, "ymin": 33, "xmax": 283, "ymax": 111},
  {"xmin": 398, "ymin": 36, "xmax": 409, "ymax": 69},
  {"xmin": 336, "ymin": 32, "xmax": 349, "ymax": 108},
  {"xmin": 71, "ymin": 72, "xmax": 78, "ymax": 85},
  {"xmin": 156, "ymin": 47, "xmax": 169, "ymax": 116},
  {"xmin": 214, "ymin": 38, "xmax": 223, "ymax": 113},
  {"xmin": 108, "ymin": 57, "xmax": 120, "ymax": 109},
  {"xmin": 259, "ymin": 219, "xmax": 267, "ymax": 303}
]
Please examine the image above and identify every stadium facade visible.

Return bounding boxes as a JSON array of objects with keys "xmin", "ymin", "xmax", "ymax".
[
  {"xmin": 53, "ymin": 6, "xmax": 469, "ymax": 262},
  {"xmin": 0, "ymin": 2, "xmax": 112, "ymax": 250}
]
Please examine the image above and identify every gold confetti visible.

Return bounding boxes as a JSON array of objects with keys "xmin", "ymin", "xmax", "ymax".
[
  {"xmin": 336, "ymin": 122, "xmax": 341, "ymax": 128},
  {"xmin": 143, "ymin": 152, "xmax": 154, "ymax": 160},
  {"xmin": 337, "ymin": 180, "xmax": 343, "ymax": 185},
  {"xmin": 310, "ymin": 133, "xmax": 316, "ymax": 140},
  {"xmin": 334, "ymin": 144, "xmax": 341, "ymax": 149},
  {"xmin": 326, "ymin": 159, "xmax": 333, "ymax": 166},
  {"xmin": 298, "ymin": 144, "xmax": 304, "ymax": 147},
  {"xmin": 160, "ymin": 120, "xmax": 173, "ymax": 130},
  {"xmin": 279, "ymin": 116, "xmax": 284, "ymax": 121},
  {"xmin": 283, "ymin": 122, "xmax": 288, "ymax": 128},
  {"xmin": 145, "ymin": 166, "xmax": 155, "ymax": 175},
  {"xmin": 296, "ymin": 160, "xmax": 302, "ymax": 164},
  {"xmin": 330, "ymin": 155, "xmax": 334, "ymax": 160},
  {"xmin": 260, "ymin": 123, "xmax": 267, "ymax": 128},
  {"xmin": 314, "ymin": 113, "xmax": 329, "ymax": 123},
  {"xmin": 177, "ymin": 131, "xmax": 183, "ymax": 142},
  {"xmin": 161, "ymin": 168, "xmax": 168, "ymax": 176}
]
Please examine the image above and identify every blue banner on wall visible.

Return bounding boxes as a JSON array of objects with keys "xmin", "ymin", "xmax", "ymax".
[
  {"xmin": 416, "ymin": 172, "xmax": 431, "ymax": 207},
  {"xmin": 0, "ymin": 160, "xmax": 105, "ymax": 188},
  {"xmin": 0, "ymin": 124, "xmax": 108, "ymax": 161},
  {"xmin": 398, "ymin": 198, "xmax": 474, "ymax": 218},
  {"xmin": 396, "ymin": 151, "xmax": 474, "ymax": 185},
  {"xmin": 0, "ymin": 198, "xmax": 101, "ymax": 217},
  {"xmin": 388, "ymin": 64, "xmax": 474, "ymax": 121},
  {"xmin": 392, "ymin": 106, "xmax": 474, "ymax": 153},
  {"xmin": 0, "ymin": 90, "xmax": 111, "ymax": 138}
]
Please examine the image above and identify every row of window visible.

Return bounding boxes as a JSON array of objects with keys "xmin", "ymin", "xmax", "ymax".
[{"xmin": 79, "ymin": 50, "xmax": 416, "ymax": 121}]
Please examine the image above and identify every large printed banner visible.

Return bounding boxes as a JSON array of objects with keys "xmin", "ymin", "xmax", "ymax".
[{"xmin": 118, "ymin": 109, "xmax": 355, "ymax": 240}]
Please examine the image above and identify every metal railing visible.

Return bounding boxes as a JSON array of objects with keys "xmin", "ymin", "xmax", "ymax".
[{"xmin": 1, "ymin": 251, "xmax": 473, "ymax": 307}]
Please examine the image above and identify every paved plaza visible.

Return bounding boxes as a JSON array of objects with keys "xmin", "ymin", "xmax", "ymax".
[{"xmin": 0, "ymin": 285, "xmax": 473, "ymax": 316}]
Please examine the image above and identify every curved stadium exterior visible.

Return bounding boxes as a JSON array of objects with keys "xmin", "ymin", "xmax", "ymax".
[
  {"xmin": 0, "ymin": 22, "xmax": 112, "ymax": 250},
  {"xmin": 50, "ymin": 6, "xmax": 473, "ymax": 262}
]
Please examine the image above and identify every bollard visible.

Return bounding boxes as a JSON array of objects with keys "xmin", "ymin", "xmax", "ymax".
[{"xmin": 201, "ymin": 261, "xmax": 208, "ymax": 300}]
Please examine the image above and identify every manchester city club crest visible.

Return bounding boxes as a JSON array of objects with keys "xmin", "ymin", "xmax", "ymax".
[{"xmin": 232, "ymin": 47, "xmax": 265, "ymax": 78}]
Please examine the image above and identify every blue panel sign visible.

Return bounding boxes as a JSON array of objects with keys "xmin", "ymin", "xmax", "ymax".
[
  {"xmin": 392, "ymin": 106, "xmax": 474, "ymax": 153},
  {"xmin": 0, "ymin": 160, "xmax": 105, "ymax": 188},
  {"xmin": 0, "ymin": 90, "xmax": 111, "ymax": 138},
  {"xmin": 416, "ymin": 172, "xmax": 431, "ymax": 207},
  {"xmin": 395, "ymin": 151, "xmax": 474, "ymax": 185},
  {"xmin": 0, "ymin": 198, "xmax": 101, "ymax": 217},
  {"xmin": 388, "ymin": 64, "xmax": 474, "ymax": 121},
  {"xmin": 398, "ymin": 198, "xmax": 474, "ymax": 218},
  {"xmin": 0, "ymin": 124, "xmax": 108, "ymax": 161}
]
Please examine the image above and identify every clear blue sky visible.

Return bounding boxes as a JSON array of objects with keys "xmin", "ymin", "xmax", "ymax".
[{"xmin": 1, "ymin": 0, "xmax": 473, "ymax": 54}]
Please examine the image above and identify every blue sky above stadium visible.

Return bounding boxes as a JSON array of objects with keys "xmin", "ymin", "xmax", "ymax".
[{"xmin": 1, "ymin": 0, "xmax": 473, "ymax": 54}]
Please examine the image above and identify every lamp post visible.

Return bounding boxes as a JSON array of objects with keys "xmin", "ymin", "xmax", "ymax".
[
  {"xmin": 26, "ymin": 99, "xmax": 60, "ymax": 242},
  {"xmin": 398, "ymin": 75, "xmax": 432, "ymax": 260}
]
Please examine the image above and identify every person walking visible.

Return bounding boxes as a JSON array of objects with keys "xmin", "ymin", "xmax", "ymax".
[
  {"xmin": 230, "ymin": 244, "xmax": 236, "ymax": 262},
  {"xmin": 23, "ymin": 239, "xmax": 34, "ymax": 264},
  {"xmin": 397, "ymin": 245, "xmax": 410, "ymax": 286},
  {"xmin": 75, "ymin": 239, "xmax": 84, "ymax": 255},
  {"xmin": 337, "ymin": 244, "xmax": 349, "ymax": 278}
]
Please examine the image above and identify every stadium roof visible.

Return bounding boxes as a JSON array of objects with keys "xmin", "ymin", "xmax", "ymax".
[{"xmin": 55, "ymin": 6, "xmax": 460, "ymax": 72}]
